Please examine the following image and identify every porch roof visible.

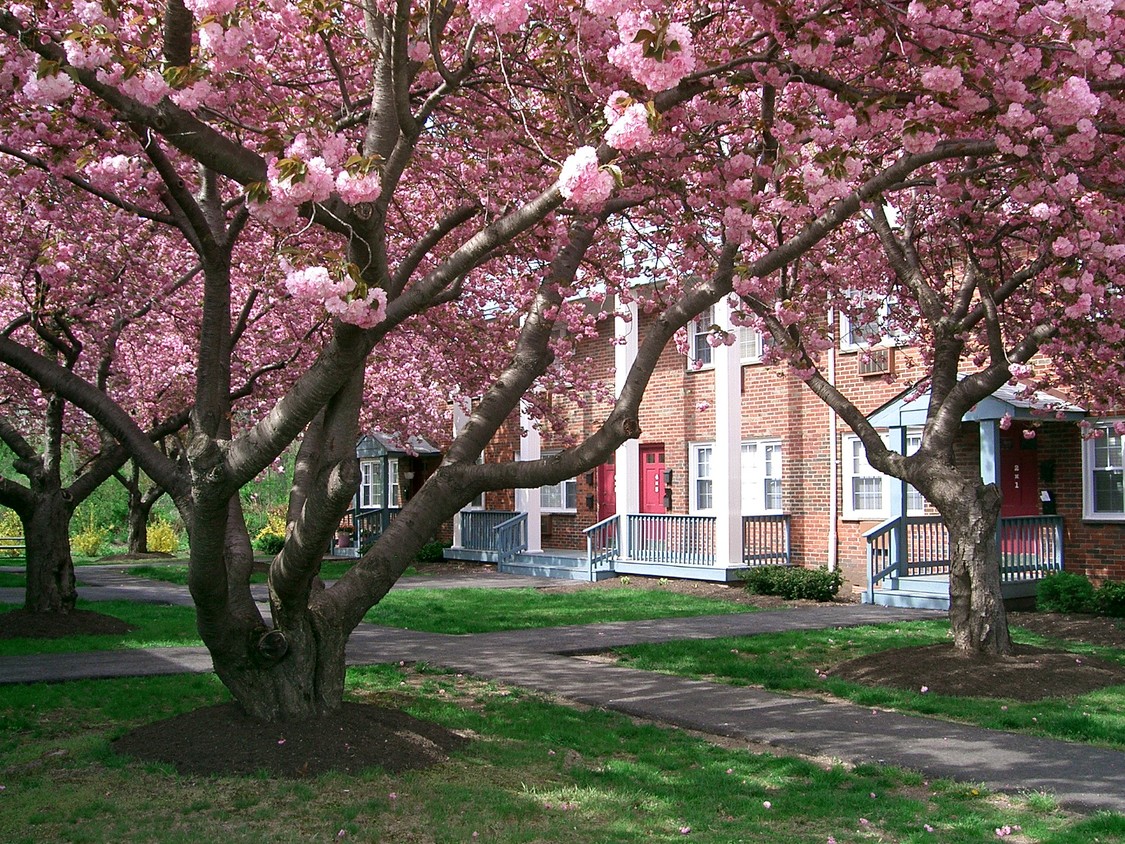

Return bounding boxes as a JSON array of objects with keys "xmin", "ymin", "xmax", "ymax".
[
  {"xmin": 357, "ymin": 432, "xmax": 442, "ymax": 458},
  {"xmin": 867, "ymin": 378, "xmax": 1086, "ymax": 428}
]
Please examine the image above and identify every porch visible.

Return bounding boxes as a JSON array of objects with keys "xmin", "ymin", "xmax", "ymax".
[
  {"xmin": 445, "ymin": 510, "xmax": 792, "ymax": 582},
  {"xmin": 863, "ymin": 514, "xmax": 1064, "ymax": 610}
]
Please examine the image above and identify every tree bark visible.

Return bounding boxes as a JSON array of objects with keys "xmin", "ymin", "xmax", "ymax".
[
  {"xmin": 943, "ymin": 482, "xmax": 1013, "ymax": 655},
  {"xmin": 23, "ymin": 491, "xmax": 77, "ymax": 613},
  {"xmin": 208, "ymin": 605, "xmax": 348, "ymax": 721}
]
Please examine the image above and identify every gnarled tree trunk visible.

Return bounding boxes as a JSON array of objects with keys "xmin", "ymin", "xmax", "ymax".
[
  {"xmin": 943, "ymin": 482, "xmax": 1013, "ymax": 656},
  {"xmin": 23, "ymin": 491, "xmax": 77, "ymax": 613}
]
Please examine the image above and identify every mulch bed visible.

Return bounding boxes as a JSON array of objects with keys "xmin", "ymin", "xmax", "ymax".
[
  {"xmin": 112, "ymin": 702, "xmax": 470, "ymax": 777},
  {"xmin": 0, "ymin": 608, "xmax": 135, "ymax": 639}
]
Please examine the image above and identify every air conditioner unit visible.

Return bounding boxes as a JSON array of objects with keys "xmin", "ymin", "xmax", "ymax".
[{"xmin": 858, "ymin": 347, "xmax": 892, "ymax": 376}]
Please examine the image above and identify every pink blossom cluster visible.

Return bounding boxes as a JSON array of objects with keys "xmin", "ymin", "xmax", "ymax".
[
  {"xmin": 608, "ymin": 12, "xmax": 696, "ymax": 92},
  {"xmin": 23, "ymin": 70, "xmax": 75, "ymax": 104},
  {"xmin": 1044, "ymin": 76, "xmax": 1101, "ymax": 126},
  {"xmin": 199, "ymin": 21, "xmax": 254, "ymax": 72},
  {"xmin": 466, "ymin": 0, "xmax": 529, "ymax": 34},
  {"xmin": 334, "ymin": 170, "xmax": 382, "ymax": 204},
  {"xmin": 604, "ymin": 98, "xmax": 654, "ymax": 151},
  {"xmin": 62, "ymin": 40, "xmax": 112, "ymax": 70},
  {"xmin": 284, "ymin": 264, "xmax": 388, "ymax": 329},
  {"xmin": 920, "ymin": 66, "xmax": 963, "ymax": 94},
  {"xmin": 558, "ymin": 147, "xmax": 614, "ymax": 210},
  {"xmin": 181, "ymin": 0, "xmax": 239, "ymax": 14}
]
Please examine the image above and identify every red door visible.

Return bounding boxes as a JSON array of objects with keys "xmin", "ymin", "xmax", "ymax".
[
  {"xmin": 1000, "ymin": 427, "xmax": 1039, "ymax": 517},
  {"xmin": 639, "ymin": 445, "xmax": 666, "ymax": 514},
  {"xmin": 597, "ymin": 458, "xmax": 616, "ymax": 520},
  {"xmin": 1000, "ymin": 426, "xmax": 1040, "ymax": 556}
]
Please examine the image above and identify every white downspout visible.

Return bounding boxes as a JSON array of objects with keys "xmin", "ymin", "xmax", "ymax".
[{"xmin": 827, "ymin": 309, "xmax": 839, "ymax": 572}]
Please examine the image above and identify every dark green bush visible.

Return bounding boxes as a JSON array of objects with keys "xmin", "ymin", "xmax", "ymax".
[
  {"xmin": 1095, "ymin": 580, "xmax": 1125, "ymax": 618},
  {"xmin": 740, "ymin": 565, "xmax": 842, "ymax": 602},
  {"xmin": 1036, "ymin": 571, "xmax": 1096, "ymax": 614},
  {"xmin": 254, "ymin": 533, "xmax": 286, "ymax": 555},
  {"xmin": 416, "ymin": 539, "xmax": 451, "ymax": 563}
]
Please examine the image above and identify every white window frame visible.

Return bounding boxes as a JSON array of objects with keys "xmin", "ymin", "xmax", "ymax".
[
  {"xmin": 690, "ymin": 442, "xmax": 715, "ymax": 513},
  {"xmin": 690, "ymin": 306, "xmax": 767, "ymax": 370},
  {"xmin": 1083, "ymin": 421, "xmax": 1125, "ymax": 521},
  {"xmin": 741, "ymin": 440, "xmax": 783, "ymax": 514},
  {"xmin": 839, "ymin": 293, "xmax": 904, "ymax": 352},
  {"xmin": 690, "ymin": 305, "xmax": 714, "ymax": 367},
  {"xmin": 359, "ymin": 459, "xmax": 384, "ymax": 510},
  {"xmin": 539, "ymin": 451, "xmax": 577, "ymax": 512},
  {"xmin": 388, "ymin": 457, "xmax": 402, "ymax": 509},
  {"xmin": 842, "ymin": 430, "xmax": 926, "ymax": 520}
]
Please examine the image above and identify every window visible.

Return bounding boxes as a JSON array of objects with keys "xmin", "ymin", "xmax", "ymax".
[
  {"xmin": 741, "ymin": 441, "xmax": 783, "ymax": 513},
  {"xmin": 839, "ymin": 293, "xmax": 902, "ymax": 351},
  {"xmin": 690, "ymin": 306, "xmax": 767, "ymax": 368},
  {"xmin": 739, "ymin": 326, "xmax": 766, "ymax": 363},
  {"xmin": 690, "ymin": 443, "xmax": 714, "ymax": 512},
  {"xmin": 690, "ymin": 305, "xmax": 714, "ymax": 366},
  {"xmin": 1084, "ymin": 422, "xmax": 1125, "ymax": 520},
  {"xmin": 359, "ymin": 459, "xmax": 384, "ymax": 509},
  {"xmin": 842, "ymin": 431, "xmax": 925, "ymax": 519},
  {"xmin": 540, "ymin": 452, "xmax": 577, "ymax": 511},
  {"xmin": 388, "ymin": 458, "xmax": 402, "ymax": 508}
]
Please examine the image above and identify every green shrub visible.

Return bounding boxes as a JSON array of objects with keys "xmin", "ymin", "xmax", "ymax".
[
  {"xmin": 254, "ymin": 511, "xmax": 287, "ymax": 555},
  {"xmin": 1095, "ymin": 580, "xmax": 1125, "ymax": 618},
  {"xmin": 416, "ymin": 539, "xmax": 450, "ymax": 563},
  {"xmin": 0, "ymin": 509, "xmax": 22, "ymax": 558},
  {"xmin": 740, "ymin": 565, "xmax": 842, "ymax": 602},
  {"xmin": 1036, "ymin": 571, "xmax": 1096, "ymax": 614},
  {"xmin": 71, "ymin": 515, "xmax": 108, "ymax": 557},
  {"xmin": 147, "ymin": 518, "xmax": 182, "ymax": 554}
]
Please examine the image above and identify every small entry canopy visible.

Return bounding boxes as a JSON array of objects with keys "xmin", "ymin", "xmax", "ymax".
[{"xmin": 867, "ymin": 378, "xmax": 1086, "ymax": 428}]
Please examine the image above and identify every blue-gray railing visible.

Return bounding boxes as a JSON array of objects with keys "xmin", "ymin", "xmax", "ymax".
[
  {"xmin": 627, "ymin": 514, "xmax": 716, "ymax": 565},
  {"xmin": 583, "ymin": 515, "xmax": 620, "ymax": 574},
  {"xmin": 865, "ymin": 514, "xmax": 1065, "ymax": 603},
  {"xmin": 494, "ymin": 512, "xmax": 529, "ymax": 564},
  {"xmin": 355, "ymin": 509, "xmax": 392, "ymax": 550},
  {"xmin": 742, "ymin": 514, "xmax": 791, "ymax": 566},
  {"xmin": 459, "ymin": 510, "xmax": 519, "ymax": 551}
]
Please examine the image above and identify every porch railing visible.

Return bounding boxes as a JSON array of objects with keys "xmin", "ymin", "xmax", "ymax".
[
  {"xmin": 459, "ymin": 510, "xmax": 519, "ymax": 551},
  {"xmin": 1001, "ymin": 516, "xmax": 1064, "ymax": 580},
  {"xmin": 865, "ymin": 514, "xmax": 1065, "ymax": 602},
  {"xmin": 741, "ymin": 514, "xmax": 791, "ymax": 566},
  {"xmin": 627, "ymin": 514, "xmax": 716, "ymax": 565},
  {"xmin": 583, "ymin": 515, "xmax": 620, "ymax": 575},
  {"xmin": 354, "ymin": 509, "xmax": 392, "ymax": 551},
  {"xmin": 494, "ymin": 512, "xmax": 529, "ymax": 564}
]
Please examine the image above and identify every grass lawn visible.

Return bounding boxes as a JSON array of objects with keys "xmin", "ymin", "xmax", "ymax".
[
  {"xmin": 615, "ymin": 620, "xmax": 1125, "ymax": 750},
  {"xmin": 363, "ymin": 587, "xmax": 751, "ymax": 634},
  {"xmin": 127, "ymin": 561, "xmax": 413, "ymax": 586},
  {"xmin": 0, "ymin": 571, "xmax": 24, "ymax": 588},
  {"xmin": 1, "ymin": 668, "xmax": 1121, "ymax": 843}
]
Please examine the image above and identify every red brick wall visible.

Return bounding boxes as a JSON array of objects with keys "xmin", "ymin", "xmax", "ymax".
[{"xmin": 462, "ymin": 307, "xmax": 1125, "ymax": 587}]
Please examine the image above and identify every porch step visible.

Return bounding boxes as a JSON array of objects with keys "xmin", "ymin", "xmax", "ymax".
[
  {"xmin": 498, "ymin": 552, "xmax": 615, "ymax": 582},
  {"xmin": 866, "ymin": 590, "xmax": 950, "ymax": 611}
]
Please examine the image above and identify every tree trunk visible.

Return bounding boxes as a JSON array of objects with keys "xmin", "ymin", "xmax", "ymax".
[
  {"xmin": 943, "ymin": 483, "xmax": 1013, "ymax": 656},
  {"xmin": 126, "ymin": 488, "xmax": 152, "ymax": 554},
  {"xmin": 126, "ymin": 488, "xmax": 162, "ymax": 555},
  {"xmin": 207, "ymin": 609, "xmax": 348, "ymax": 721},
  {"xmin": 23, "ymin": 492, "xmax": 77, "ymax": 613}
]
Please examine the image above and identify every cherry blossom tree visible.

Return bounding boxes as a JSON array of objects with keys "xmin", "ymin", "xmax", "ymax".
[{"xmin": 1, "ymin": 0, "xmax": 1121, "ymax": 719}]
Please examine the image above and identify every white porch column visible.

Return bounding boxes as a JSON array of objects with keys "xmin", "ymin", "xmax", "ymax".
[
  {"xmin": 888, "ymin": 425, "xmax": 909, "ymax": 584},
  {"xmin": 713, "ymin": 297, "xmax": 743, "ymax": 568},
  {"xmin": 979, "ymin": 420, "xmax": 1001, "ymax": 487},
  {"xmin": 451, "ymin": 397, "xmax": 470, "ymax": 550},
  {"xmin": 516, "ymin": 401, "xmax": 543, "ymax": 553},
  {"xmin": 615, "ymin": 298, "xmax": 640, "ymax": 559}
]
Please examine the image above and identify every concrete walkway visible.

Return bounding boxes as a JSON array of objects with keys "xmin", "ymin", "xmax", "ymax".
[{"xmin": 2, "ymin": 568, "xmax": 1124, "ymax": 814}]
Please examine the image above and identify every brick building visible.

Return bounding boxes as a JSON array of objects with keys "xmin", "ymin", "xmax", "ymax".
[{"xmin": 443, "ymin": 294, "xmax": 1125, "ymax": 604}]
